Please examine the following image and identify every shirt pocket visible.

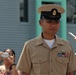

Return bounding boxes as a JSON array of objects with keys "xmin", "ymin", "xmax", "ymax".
[
  {"xmin": 56, "ymin": 57, "xmax": 69, "ymax": 74},
  {"xmin": 56, "ymin": 57, "xmax": 69, "ymax": 64},
  {"xmin": 32, "ymin": 57, "xmax": 49, "ymax": 74}
]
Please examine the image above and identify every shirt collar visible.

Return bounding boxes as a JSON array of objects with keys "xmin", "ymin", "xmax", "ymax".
[{"xmin": 35, "ymin": 34, "xmax": 64, "ymax": 47}]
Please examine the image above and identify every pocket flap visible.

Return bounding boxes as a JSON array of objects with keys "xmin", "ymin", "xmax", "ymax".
[
  {"xmin": 32, "ymin": 57, "xmax": 48, "ymax": 64},
  {"xmin": 56, "ymin": 57, "xmax": 69, "ymax": 64}
]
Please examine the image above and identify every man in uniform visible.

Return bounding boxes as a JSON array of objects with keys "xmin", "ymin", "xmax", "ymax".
[{"xmin": 17, "ymin": 4, "xmax": 75, "ymax": 75}]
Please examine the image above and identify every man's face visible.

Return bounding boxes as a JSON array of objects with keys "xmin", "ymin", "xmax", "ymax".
[{"xmin": 39, "ymin": 19, "xmax": 60, "ymax": 35}]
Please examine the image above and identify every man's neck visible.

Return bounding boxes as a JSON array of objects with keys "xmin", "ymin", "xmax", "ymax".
[{"xmin": 42, "ymin": 33, "xmax": 55, "ymax": 40}]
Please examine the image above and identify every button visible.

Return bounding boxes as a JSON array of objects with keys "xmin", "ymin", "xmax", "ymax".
[
  {"xmin": 51, "ymin": 69, "xmax": 53, "ymax": 72},
  {"xmin": 39, "ymin": 60, "xmax": 41, "ymax": 62},
  {"xmin": 51, "ymin": 60, "xmax": 53, "ymax": 62}
]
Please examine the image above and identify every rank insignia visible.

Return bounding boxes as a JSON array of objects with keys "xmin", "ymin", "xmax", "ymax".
[{"xmin": 52, "ymin": 10, "xmax": 56, "ymax": 15}]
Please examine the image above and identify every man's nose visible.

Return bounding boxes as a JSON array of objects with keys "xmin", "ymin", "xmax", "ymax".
[{"xmin": 50, "ymin": 22, "xmax": 56, "ymax": 25}]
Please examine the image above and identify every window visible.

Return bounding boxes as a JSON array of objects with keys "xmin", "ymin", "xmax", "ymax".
[
  {"xmin": 42, "ymin": 2, "xmax": 54, "ymax": 4},
  {"xmin": 20, "ymin": 0, "xmax": 28, "ymax": 22},
  {"xmin": 42, "ymin": 2, "xmax": 61, "ymax": 5},
  {"xmin": 67, "ymin": 0, "xmax": 76, "ymax": 24}
]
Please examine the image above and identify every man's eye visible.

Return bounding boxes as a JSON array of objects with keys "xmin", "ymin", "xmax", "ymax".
[{"xmin": 55, "ymin": 21, "xmax": 59, "ymax": 23}]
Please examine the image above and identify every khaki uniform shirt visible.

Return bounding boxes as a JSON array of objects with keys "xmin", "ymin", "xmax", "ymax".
[{"xmin": 17, "ymin": 35, "xmax": 75, "ymax": 75}]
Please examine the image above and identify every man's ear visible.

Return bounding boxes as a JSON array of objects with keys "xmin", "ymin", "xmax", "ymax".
[{"xmin": 39, "ymin": 20, "xmax": 42, "ymax": 26}]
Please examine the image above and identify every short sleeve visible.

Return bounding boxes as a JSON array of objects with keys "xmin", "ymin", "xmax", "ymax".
[
  {"xmin": 16, "ymin": 41, "xmax": 31, "ymax": 73},
  {"xmin": 67, "ymin": 43, "xmax": 76, "ymax": 72}
]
